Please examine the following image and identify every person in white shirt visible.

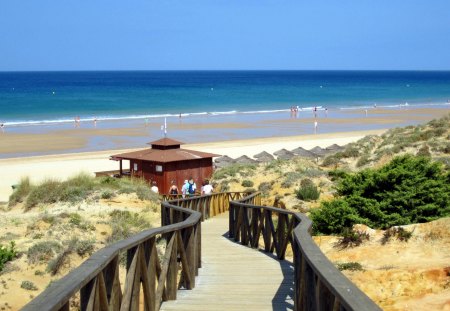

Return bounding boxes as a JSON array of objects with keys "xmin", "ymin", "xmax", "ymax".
[
  {"xmin": 150, "ymin": 181, "xmax": 159, "ymax": 194},
  {"xmin": 202, "ymin": 180, "xmax": 213, "ymax": 195}
]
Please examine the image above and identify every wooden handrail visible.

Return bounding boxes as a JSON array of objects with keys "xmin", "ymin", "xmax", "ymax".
[
  {"xmin": 229, "ymin": 192, "xmax": 381, "ymax": 311},
  {"xmin": 22, "ymin": 192, "xmax": 248, "ymax": 311}
]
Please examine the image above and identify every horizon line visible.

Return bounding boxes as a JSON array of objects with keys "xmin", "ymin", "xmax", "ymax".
[{"xmin": 1, "ymin": 69, "xmax": 450, "ymax": 73}]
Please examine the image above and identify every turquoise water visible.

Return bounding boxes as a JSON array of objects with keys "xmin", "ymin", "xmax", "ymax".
[{"xmin": 1, "ymin": 71, "xmax": 450, "ymax": 126}]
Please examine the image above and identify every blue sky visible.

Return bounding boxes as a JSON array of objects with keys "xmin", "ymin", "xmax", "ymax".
[{"xmin": 1, "ymin": 1, "xmax": 449, "ymax": 71}]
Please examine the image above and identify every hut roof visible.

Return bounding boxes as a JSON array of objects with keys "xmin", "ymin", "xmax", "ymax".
[
  {"xmin": 235, "ymin": 155, "xmax": 257, "ymax": 164},
  {"xmin": 112, "ymin": 137, "xmax": 219, "ymax": 163},
  {"xmin": 214, "ymin": 155, "xmax": 235, "ymax": 163},
  {"xmin": 291, "ymin": 147, "xmax": 317, "ymax": 158},
  {"xmin": 253, "ymin": 151, "xmax": 274, "ymax": 162},
  {"xmin": 147, "ymin": 138, "xmax": 184, "ymax": 150}
]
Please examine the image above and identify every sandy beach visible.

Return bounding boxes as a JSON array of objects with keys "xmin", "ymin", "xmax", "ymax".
[
  {"xmin": 0, "ymin": 106, "xmax": 448, "ymax": 201},
  {"xmin": 0, "ymin": 129, "xmax": 384, "ymax": 202}
]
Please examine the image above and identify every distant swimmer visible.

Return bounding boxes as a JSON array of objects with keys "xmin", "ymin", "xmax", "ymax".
[
  {"xmin": 94, "ymin": 117, "xmax": 98, "ymax": 127},
  {"xmin": 374, "ymin": 103, "xmax": 377, "ymax": 108},
  {"xmin": 325, "ymin": 107, "xmax": 328, "ymax": 117},
  {"xmin": 52, "ymin": 91, "xmax": 55, "ymax": 95}
]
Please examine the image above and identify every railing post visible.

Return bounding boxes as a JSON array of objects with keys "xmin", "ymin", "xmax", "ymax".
[{"xmin": 166, "ymin": 233, "xmax": 178, "ymax": 300}]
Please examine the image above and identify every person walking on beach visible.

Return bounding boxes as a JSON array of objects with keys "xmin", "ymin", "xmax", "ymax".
[
  {"xmin": 314, "ymin": 120, "xmax": 318, "ymax": 134},
  {"xmin": 0, "ymin": 123, "xmax": 4, "ymax": 133}
]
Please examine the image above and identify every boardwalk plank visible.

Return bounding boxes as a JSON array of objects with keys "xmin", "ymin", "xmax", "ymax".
[{"xmin": 160, "ymin": 212, "xmax": 294, "ymax": 311}]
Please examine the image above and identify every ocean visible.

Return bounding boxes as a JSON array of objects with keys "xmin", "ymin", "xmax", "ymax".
[{"xmin": 1, "ymin": 70, "xmax": 450, "ymax": 126}]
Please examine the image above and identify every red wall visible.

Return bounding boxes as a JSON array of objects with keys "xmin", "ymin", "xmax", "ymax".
[{"xmin": 130, "ymin": 158, "xmax": 214, "ymax": 194}]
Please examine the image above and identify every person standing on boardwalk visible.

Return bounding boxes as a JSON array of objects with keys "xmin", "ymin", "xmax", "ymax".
[
  {"xmin": 181, "ymin": 179, "xmax": 189, "ymax": 197},
  {"xmin": 169, "ymin": 180, "xmax": 179, "ymax": 195},
  {"xmin": 202, "ymin": 180, "xmax": 213, "ymax": 195},
  {"xmin": 188, "ymin": 178, "xmax": 197, "ymax": 196}
]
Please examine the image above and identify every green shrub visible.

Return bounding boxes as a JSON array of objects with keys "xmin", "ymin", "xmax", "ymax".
[
  {"xmin": 295, "ymin": 179, "xmax": 320, "ymax": 201},
  {"xmin": 107, "ymin": 210, "xmax": 152, "ymax": 244},
  {"xmin": 356, "ymin": 154, "xmax": 371, "ymax": 167},
  {"xmin": 8, "ymin": 177, "xmax": 32, "ymax": 207},
  {"xmin": 27, "ymin": 241, "xmax": 63, "ymax": 264},
  {"xmin": 312, "ymin": 155, "xmax": 450, "ymax": 234},
  {"xmin": 25, "ymin": 179, "xmax": 61, "ymax": 210},
  {"xmin": 213, "ymin": 163, "xmax": 256, "ymax": 179},
  {"xmin": 0, "ymin": 241, "xmax": 17, "ymax": 272},
  {"xmin": 416, "ymin": 145, "xmax": 431, "ymax": 157},
  {"xmin": 258, "ymin": 182, "xmax": 272, "ymax": 193},
  {"xmin": 241, "ymin": 180, "xmax": 254, "ymax": 187},
  {"xmin": 101, "ymin": 190, "xmax": 115, "ymax": 199},
  {"xmin": 21, "ymin": 280, "xmax": 38, "ymax": 291},
  {"xmin": 322, "ymin": 154, "xmax": 341, "ymax": 167},
  {"xmin": 69, "ymin": 213, "xmax": 82, "ymax": 226},
  {"xmin": 336, "ymin": 262, "xmax": 363, "ymax": 271}
]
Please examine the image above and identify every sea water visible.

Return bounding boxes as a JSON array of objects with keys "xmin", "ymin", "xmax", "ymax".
[{"xmin": 1, "ymin": 70, "xmax": 450, "ymax": 126}]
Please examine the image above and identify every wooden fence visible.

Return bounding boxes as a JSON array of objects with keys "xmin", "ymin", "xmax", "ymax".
[
  {"xmin": 23, "ymin": 191, "xmax": 381, "ymax": 311},
  {"xmin": 22, "ymin": 192, "xmax": 246, "ymax": 311},
  {"xmin": 229, "ymin": 192, "xmax": 381, "ymax": 311}
]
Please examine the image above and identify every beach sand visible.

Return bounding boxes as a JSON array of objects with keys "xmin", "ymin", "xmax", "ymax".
[{"xmin": 0, "ymin": 129, "xmax": 384, "ymax": 202}]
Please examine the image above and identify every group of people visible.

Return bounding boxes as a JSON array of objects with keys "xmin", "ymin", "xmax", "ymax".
[{"xmin": 150, "ymin": 178, "xmax": 214, "ymax": 196}]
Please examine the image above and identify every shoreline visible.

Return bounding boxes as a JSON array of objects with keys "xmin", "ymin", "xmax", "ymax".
[
  {"xmin": 1, "ymin": 106, "xmax": 448, "ymax": 159},
  {"xmin": 0, "ymin": 129, "xmax": 385, "ymax": 202}
]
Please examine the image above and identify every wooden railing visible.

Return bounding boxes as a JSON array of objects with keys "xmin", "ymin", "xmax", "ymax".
[
  {"xmin": 229, "ymin": 192, "xmax": 381, "ymax": 311},
  {"xmin": 22, "ymin": 192, "xmax": 247, "ymax": 311}
]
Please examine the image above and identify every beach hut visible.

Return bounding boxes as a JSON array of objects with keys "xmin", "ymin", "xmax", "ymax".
[{"xmin": 110, "ymin": 138, "xmax": 219, "ymax": 194}]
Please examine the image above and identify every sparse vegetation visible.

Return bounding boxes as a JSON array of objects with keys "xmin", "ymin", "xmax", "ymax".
[
  {"xmin": 107, "ymin": 210, "xmax": 152, "ymax": 243},
  {"xmin": 241, "ymin": 180, "xmax": 254, "ymax": 187},
  {"xmin": 21, "ymin": 281, "xmax": 38, "ymax": 291},
  {"xmin": 336, "ymin": 228, "xmax": 370, "ymax": 248},
  {"xmin": 381, "ymin": 227, "xmax": 413, "ymax": 244},
  {"xmin": 336, "ymin": 262, "xmax": 364, "ymax": 271},
  {"xmin": 27, "ymin": 241, "xmax": 63, "ymax": 264},
  {"xmin": 8, "ymin": 174, "xmax": 160, "ymax": 211}
]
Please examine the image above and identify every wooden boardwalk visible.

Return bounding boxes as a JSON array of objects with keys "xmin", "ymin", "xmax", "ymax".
[{"xmin": 160, "ymin": 212, "xmax": 295, "ymax": 311}]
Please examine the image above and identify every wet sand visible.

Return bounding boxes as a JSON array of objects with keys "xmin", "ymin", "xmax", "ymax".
[{"xmin": 1, "ymin": 107, "xmax": 448, "ymax": 158}]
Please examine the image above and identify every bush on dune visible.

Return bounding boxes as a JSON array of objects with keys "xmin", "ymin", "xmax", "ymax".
[
  {"xmin": 8, "ymin": 177, "xmax": 32, "ymax": 207},
  {"xmin": 311, "ymin": 155, "xmax": 450, "ymax": 234}
]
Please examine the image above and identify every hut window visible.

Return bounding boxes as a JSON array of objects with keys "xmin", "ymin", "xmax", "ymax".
[
  {"xmin": 133, "ymin": 163, "xmax": 138, "ymax": 171},
  {"xmin": 155, "ymin": 165, "xmax": 163, "ymax": 172}
]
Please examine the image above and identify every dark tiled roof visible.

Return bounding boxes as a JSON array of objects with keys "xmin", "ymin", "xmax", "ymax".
[{"xmin": 112, "ymin": 148, "xmax": 219, "ymax": 163}]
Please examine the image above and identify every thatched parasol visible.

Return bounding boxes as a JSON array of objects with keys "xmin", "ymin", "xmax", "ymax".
[
  {"xmin": 234, "ymin": 155, "xmax": 258, "ymax": 164},
  {"xmin": 253, "ymin": 151, "xmax": 275, "ymax": 162},
  {"xmin": 274, "ymin": 149, "xmax": 296, "ymax": 160},
  {"xmin": 309, "ymin": 146, "xmax": 328, "ymax": 157},
  {"xmin": 291, "ymin": 147, "xmax": 317, "ymax": 158}
]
